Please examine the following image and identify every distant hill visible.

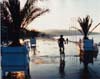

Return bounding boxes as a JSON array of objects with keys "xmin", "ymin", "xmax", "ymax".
[{"xmin": 41, "ymin": 29, "xmax": 100, "ymax": 36}]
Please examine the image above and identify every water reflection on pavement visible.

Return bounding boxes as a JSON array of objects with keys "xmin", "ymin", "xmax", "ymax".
[
  {"xmin": 29, "ymin": 39, "xmax": 100, "ymax": 79},
  {"xmin": 30, "ymin": 55, "xmax": 100, "ymax": 79},
  {"xmin": 1, "ymin": 38, "xmax": 100, "ymax": 79}
]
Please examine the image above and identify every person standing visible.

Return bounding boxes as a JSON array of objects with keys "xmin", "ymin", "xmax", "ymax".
[
  {"xmin": 66, "ymin": 38, "xmax": 68, "ymax": 44},
  {"xmin": 30, "ymin": 37, "xmax": 36, "ymax": 55},
  {"xmin": 58, "ymin": 35, "xmax": 66, "ymax": 59}
]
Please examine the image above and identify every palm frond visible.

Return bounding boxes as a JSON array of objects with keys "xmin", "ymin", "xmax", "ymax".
[
  {"xmin": 78, "ymin": 15, "xmax": 93, "ymax": 39},
  {"xmin": 71, "ymin": 26, "xmax": 83, "ymax": 35},
  {"xmin": 21, "ymin": 8, "xmax": 42, "ymax": 27},
  {"xmin": 1, "ymin": 0, "xmax": 49, "ymax": 44},
  {"xmin": 88, "ymin": 23, "xmax": 100, "ymax": 35},
  {"xmin": 22, "ymin": 9, "xmax": 49, "ymax": 27},
  {"xmin": 1, "ymin": 2, "xmax": 11, "ymax": 25},
  {"xmin": 8, "ymin": 0, "xmax": 21, "ymax": 26},
  {"xmin": 21, "ymin": 0, "xmax": 36, "ymax": 20}
]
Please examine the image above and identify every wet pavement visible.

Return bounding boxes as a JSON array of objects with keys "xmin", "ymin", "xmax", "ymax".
[
  {"xmin": 1, "ymin": 37, "xmax": 100, "ymax": 79},
  {"xmin": 29, "ymin": 54, "xmax": 100, "ymax": 79},
  {"xmin": 29, "ymin": 38, "xmax": 100, "ymax": 79},
  {"xmin": 1, "ymin": 55, "xmax": 100, "ymax": 79}
]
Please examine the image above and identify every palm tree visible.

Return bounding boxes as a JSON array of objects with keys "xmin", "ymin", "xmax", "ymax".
[
  {"xmin": 1, "ymin": 0, "xmax": 48, "ymax": 46},
  {"xmin": 77, "ymin": 15, "xmax": 100, "ymax": 39},
  {"xmin": 78, "ymin": 15, "xmax": 93, "ymax": 39}
]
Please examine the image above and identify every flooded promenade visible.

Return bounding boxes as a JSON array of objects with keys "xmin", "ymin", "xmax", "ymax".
[
  {"xmin": 1, "ymin": 0, "xmax": 100, "ymax": 78},
  {"xmin": 29, "ymin": 36, "xmax": 100, "ymax": 79},
  {"xmin": 0, "ymin": 35, "xmax": 100, "ymax": 79}
]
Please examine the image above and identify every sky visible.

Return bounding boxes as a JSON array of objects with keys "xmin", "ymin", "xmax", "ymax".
[
  {"xmin": 25, "ymin": 0, "xmax": 100, "ymax": 32},
  {"xmin": 2, "ymin": 0, "xmax": 100, "ymax": 32}
]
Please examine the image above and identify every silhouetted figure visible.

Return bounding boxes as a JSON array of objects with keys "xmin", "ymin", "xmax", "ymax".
[
  {"xmin": 30, "ymin": 37, "xmax": 36, "ymax": 55},
  {"xmin": 59, "ymin": 58, "xmax": 65, "ymax": 78},
  {"xmin": 58, "ymin": 35, "xmax": 66, "ymax": 59},
  {"xmin": 66, "ymin": 38, "xmax": 68, "ymax": 44},
  {"xmin": 79, "ymin": 38, "xmax": 82, "ymax": 43}
]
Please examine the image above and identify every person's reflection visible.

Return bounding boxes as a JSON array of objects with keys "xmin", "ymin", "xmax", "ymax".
[
  {"xmin": 59, "ymin": 57, "xmax": 65, "ymax": 78},
  {"xmin": 80, "ymin": 68, "xmax": 89, "ymax": 79},
  {"xmin": 60, "ymin": 50, "xmax": 65, "ymax": 60}
]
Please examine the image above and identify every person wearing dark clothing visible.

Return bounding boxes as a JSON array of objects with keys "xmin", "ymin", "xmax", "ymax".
[
  {"xmin": 30, "ymin": 37, "xmax": 36, "ymax": 55},
  {"xmin": 58, "ymin": 35, "xmax": 66, "ymax": 59},
  {"xmin": 66, "ymin": 38, "xmax": 68, "ymax": 44},
  {"xmin": 58, "ymin": 35, "xmax": 66, "ymax": 52}
]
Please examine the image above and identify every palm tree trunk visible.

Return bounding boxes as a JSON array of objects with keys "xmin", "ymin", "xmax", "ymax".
[
  {"xmin": 84, "ymin": 35, "xmax": 88, "ymax": 39},
  {"xmin": 9, "ymin": 26, "xmax": 22, "ymax": 46}
]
